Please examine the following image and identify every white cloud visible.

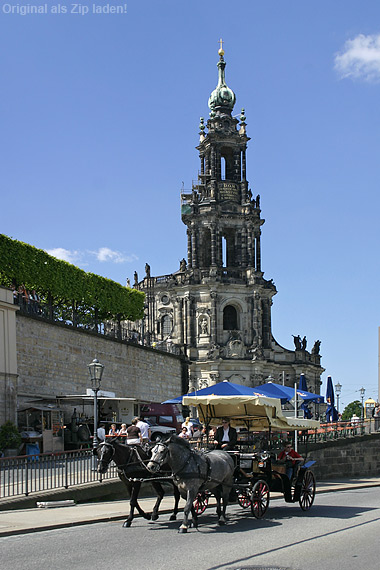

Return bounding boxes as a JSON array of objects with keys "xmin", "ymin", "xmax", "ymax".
[
  {"xmin": 92, "ymin": 247, "xmax": 138, "ymax": 264},
  {"xmin": 45, "ymin": 247, "xmax": 81, "ymax": 264},
  {"xmin": 45, "ymin": 246, "xmax": 137, "ymax": 266},
  {"xmin": 334, "ymin": 33, "xmax": 380, "ymax": 82}
]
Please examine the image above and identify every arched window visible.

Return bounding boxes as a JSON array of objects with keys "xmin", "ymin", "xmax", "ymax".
[
  {"xmin": 221, "ymin": 157, "xmax": 226, "ymax": 180},
  {"xmin": 223, "ymin": 305, "xmax": 238, "ymax": 330},
  {"xmin": 161, "ymin": 314, "xmax": 172, "ymax": 339}
]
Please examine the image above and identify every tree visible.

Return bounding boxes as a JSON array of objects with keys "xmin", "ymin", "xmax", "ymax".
[
  {"xmin": 0, "ymin": 421, "xmax": 22, "ymax": 451},
  {"xmin": 341, "ymin": 400, "xmax": 362, "ymax": 421}
]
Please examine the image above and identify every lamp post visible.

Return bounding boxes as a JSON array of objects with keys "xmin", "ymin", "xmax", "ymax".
[
  {"xmin": 88, "ymin": 358, "xmax": 104, "ymax": 453},
  {"xmin": 359, "ymin": 387, "xmax": 365, "ymax": 422},
  {"xmin": 335, "ymin": 381, "xmax": 342, "ymax": 414}
]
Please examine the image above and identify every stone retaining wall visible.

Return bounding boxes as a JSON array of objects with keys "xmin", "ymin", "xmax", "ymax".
[
  {"xmin": 15, "ymin": 313, "xmax": 186, "ymax": 411},
  {"xmin": 301, "ymin": 433, "xmax": 380, "ymax": 480}
]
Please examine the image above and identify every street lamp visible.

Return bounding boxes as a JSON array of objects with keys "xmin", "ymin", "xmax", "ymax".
[
  {"xmin": 335, "ymin": 381, "xmax": 342, "ymax": 414},
  {"xmin": 359, "ymin": 387, "xmax": 365, "ymax": 421},
  {"xmin": 88, "ymin": 358, "xmax": 104, "ymax": 452}
]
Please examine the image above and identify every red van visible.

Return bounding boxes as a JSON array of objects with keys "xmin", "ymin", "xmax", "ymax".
[{"xmin": 140, "ymin": 403, "xmax": 183, "ymax": 433}]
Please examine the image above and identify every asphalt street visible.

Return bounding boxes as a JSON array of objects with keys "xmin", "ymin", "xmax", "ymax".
[{"xmin": 1, "ymin": 486, "xmax": 379, "ymax": 570}]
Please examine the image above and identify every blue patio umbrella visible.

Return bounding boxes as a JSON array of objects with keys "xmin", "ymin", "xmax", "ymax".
[
  {"xmin": 252, "ymin": 382, "xmax": 324, "ymax": 405},
  {"xmin": 162, "ymin": 380, "xmax": 256, "ymax": 404},
  {"xmin": 325, "ymin": 376, "xmax": 338, "ymax": 422},
  {"xmin": 298, "ymin": 374, "xmax": 312, "ymax": 418},
  {"xmin": 163, "ymin": 379, "xmax": 324, "ymax": 408},
  {"xmin": 299, "ymin": 374, "xmax": 308, "ymax": 392}
]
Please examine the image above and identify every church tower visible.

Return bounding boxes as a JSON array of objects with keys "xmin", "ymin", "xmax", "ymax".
[{"xmin": 136, "ymin": 46, "xmax": 324, "ymax": 395}]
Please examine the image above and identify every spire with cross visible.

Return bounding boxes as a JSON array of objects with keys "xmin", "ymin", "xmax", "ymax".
[{"xmin": 218, "ymin": 38, "xmax": 225, "ymax": 57}]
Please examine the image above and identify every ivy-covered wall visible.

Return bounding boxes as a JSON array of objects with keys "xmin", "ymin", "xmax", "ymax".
[{"xmin": 0, "ymin": 234, "xmax": 144, "ymax": 321}]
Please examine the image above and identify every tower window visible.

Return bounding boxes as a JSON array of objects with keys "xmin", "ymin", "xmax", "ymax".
[
  {"xmin": 221, "ymin": 157, "xmax": 226, "ymax": 180},
  {"xmin": 223, "ymin": 305, "xmax": 238, "ymax": 330}
]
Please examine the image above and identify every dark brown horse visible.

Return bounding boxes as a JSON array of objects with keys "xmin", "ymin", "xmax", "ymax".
[{"xmin": 97, "ymin": 439, "xmax": 180, "ymax": 527}]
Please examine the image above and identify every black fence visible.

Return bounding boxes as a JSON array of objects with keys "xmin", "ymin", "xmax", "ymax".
[
  {"xmin": 13, "ymin": 293, "xmax": 183, "ymax": 355},
  {"xmin": 0, "ymin": 448, "xmax": 117, "ymax": 499}
]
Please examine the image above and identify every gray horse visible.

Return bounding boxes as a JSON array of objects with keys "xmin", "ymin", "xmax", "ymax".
[{"xmin": 147, "ymin": 434, "xmax": 235, "ymax": 533}]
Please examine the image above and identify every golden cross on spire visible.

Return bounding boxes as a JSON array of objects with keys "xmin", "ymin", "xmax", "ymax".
[{"xmin": 218, "ymin": 38, "xmax": 225, "ymax": 56}]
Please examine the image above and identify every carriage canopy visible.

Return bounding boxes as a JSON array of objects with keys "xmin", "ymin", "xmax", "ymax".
[{"xmin": 182, "ymin": 394, "xmax": 320, "ymax": 432}]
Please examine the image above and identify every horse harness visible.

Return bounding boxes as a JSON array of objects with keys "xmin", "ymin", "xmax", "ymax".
[
  {"xmin": 99, "ymin": 441, "xmax": 149, "ymax": 475},
  {"xmin": 151, "ymin": 441, "xmax": 218, "ymax": 488}
]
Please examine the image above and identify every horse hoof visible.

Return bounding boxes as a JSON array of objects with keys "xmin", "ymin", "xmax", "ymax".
[
  {"xmin": 151, "ymin": 514, "xmax": 159, "ymax": 521},
  {"xmin": 123, "ymin": 521, "xmax": 132, "ymax": 528},
  {"xmin": 169, "ymin": 514, "xmax": 177, "ymax": 521},
  {"xmin": 218, "ymin": 520, "xmax": 226, "ymax": 526},
  {"xmin": 144, "ymin": 514, "xmax": 152, "ymax": 521},
  {"xmin": 178, "ymin": 527, "xmax": 188, "ymax": 534}
]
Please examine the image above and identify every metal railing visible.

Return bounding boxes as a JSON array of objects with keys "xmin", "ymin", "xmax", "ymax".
[
  {"xmin": 0, "ymin": 448, "xmax": 118, "ymax": 499},
  {"xmin": 300, "ymin": 419, "xmax": 374, "ymax": 444}
]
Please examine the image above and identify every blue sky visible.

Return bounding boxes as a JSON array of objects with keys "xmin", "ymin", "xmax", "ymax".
[{"xmin": 1, "ymin": 1, "xmax": 379, "ymax": 407}]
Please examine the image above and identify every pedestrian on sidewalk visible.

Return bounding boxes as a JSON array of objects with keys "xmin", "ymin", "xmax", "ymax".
[
  {"xmin": 126, "ymin": 418, "xmax": 142, "ymax": 445},
  {"xmin": 136, "ymin": 416, "xmax": 151, "ymax": 443}
]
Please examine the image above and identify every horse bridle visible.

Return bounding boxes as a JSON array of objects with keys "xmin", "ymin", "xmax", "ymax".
[
  {"xmin": 149, "ymin": 440, "xmax": 195, "ymax": 478},
  {"xmin": 98, "ymin": 441, "xmax": 150, "ymax": 471},
  {"xmin": 148, "ymin": 442, "xmax": 169, "ymax": 470}
]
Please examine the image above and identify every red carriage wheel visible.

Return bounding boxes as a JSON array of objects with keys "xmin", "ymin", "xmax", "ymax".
[
  {"xmin": 237, "ymin": 490, "xmax": 252, "ymax": 509},
  {"xmin": 250, "ymin": 479, "xmax": 270, "ymax": 519},
  {"xmin": 193, "ymin": 491, "xmax": 209, "ymax": 514}
]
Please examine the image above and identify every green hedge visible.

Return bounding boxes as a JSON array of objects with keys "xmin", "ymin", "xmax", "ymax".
[{"xmin": 0, "ymin": 234, "xmax": 144, "ymax": 321}]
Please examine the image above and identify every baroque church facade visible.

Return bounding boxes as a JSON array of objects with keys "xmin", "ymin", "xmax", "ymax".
[{"xmin": 136, "ymin": 47, "xmax": 324, "ymax": 395}]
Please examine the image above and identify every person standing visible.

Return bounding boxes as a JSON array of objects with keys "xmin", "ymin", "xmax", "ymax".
[
  {"xmin": 214, "ymin": 418, "xmax": 237, "ymax": 451},
  {"xmin": 373, "ymin": 404, "xmax": 380, "ymax": 431},
  {"xmin": 97, "ymin": 423, "xmax": 106, "ymax": 442},
  {"xmin": 179, "ymin": 427, "xmax": 190, "ymax": 439},
  {"xmin": 181, "ymin": 417, "xmax": 194, "ymax": 437},
  {"xmin": 126, "ymin": 418, "xmax": 142, "ymax": 445},
  {"xmin": 136, "ymin": 416, "xmax": 151, "ymax": 443}
]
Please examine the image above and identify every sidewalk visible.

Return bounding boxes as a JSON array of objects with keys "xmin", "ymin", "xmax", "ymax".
[{"xmin": 0, "ymin": 477, "xmax": 379, "ymax": 537}]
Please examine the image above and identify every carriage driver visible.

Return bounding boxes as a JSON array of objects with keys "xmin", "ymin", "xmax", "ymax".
[
  {"xmin": 278, "ymin": 442, "xmax": 303, "ymax": 480},
  {"xmin": 214, "ymin": 417, "xmax": 238, "ymax": 451}
]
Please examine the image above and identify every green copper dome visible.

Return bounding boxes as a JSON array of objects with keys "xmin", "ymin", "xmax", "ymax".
[{"xmin": 208, "ymin": 51, "xmax": 236, "ymax": 113}]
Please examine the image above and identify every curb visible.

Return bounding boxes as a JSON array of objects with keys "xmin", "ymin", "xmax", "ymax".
[{"xmin": 1, "ymin": 480, "xmax": 380, "ymax": 538}]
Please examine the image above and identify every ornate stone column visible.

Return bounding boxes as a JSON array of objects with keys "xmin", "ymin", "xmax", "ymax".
[
  {"xmin": 210, "ymin": 224, "xmax": 217, "ymax": 266},
  {"xmin": 176, "ymin": 297, "xmax": 184, "ymax": 345},
  {"xmin": 242, "ymin": 149, "xmax": 246, "ymax": 180},
  {"xmin": 241, "ymin": 226, "xmax": 247, "ymax": 266},
  {"xmin": 255, "ymin": 232, "xmax": 261, "ymax": 272},
  {"xmin": 187, "ymin": 228, "xmax": 192, "ymax": 268},
  {"xmin": 191, "ymin": 225, "xmax": 198, "ymax": 268},
  {"xmin": 210, "ymin": 291, "xmax": 218, "ymax": 345}
]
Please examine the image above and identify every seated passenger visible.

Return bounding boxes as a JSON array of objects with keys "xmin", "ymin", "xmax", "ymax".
[{"xmin": 179, "ymin": 426, "xmax": 190, "ymax": 439}]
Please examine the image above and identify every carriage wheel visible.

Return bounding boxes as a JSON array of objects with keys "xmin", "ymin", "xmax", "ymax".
[
  {"xmin": 193, "ymin": 491, "xmax": 209, "ymax": 514},
  {"xmin": 250, "ymin": 480, "xmax": 270, "ymax": 519},
  {"xmin": 237, "ymin": 490, "xmax": 252, "ymax": 509},
  {"xmin": 299, "ymin": 470, "xmax": 316, "ymax": 511}
]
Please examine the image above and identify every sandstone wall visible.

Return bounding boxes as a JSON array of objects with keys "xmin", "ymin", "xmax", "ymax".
[
  {"xmin": 300, "ymin": 434, "xmax": 380, "ymax": 480},
  {"xmin": 15, "ymin": 313, "xmax": 186, "ymax": 407}
]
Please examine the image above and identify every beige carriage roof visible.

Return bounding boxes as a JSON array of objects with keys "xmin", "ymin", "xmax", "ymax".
[{"xmin": 182, "ymin": 394, "xmax": 320, "ymax": 431}]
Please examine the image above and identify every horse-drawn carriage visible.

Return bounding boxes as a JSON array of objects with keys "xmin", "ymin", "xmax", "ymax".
[
  {"xmin": 181, "ymin": 392, "xmax": 318, "ymax": 524},
  {"xmin": 97, "ymin": 392, "xmax": 319, "ymax": 532}
]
